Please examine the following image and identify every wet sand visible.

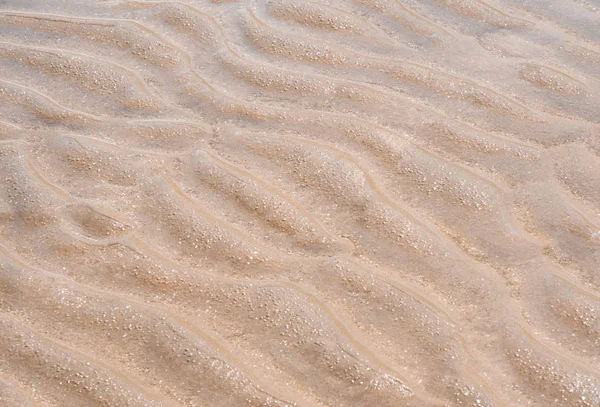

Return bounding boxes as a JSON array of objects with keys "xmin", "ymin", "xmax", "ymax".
[{"xmin": 0, "ymin": 0, "xmax": 600, "ymax": 406}]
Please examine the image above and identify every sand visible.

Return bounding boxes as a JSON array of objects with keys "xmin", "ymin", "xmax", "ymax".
[{"xmin": 0, "ymin": 0, "xmax": 599, "ymax": 406}]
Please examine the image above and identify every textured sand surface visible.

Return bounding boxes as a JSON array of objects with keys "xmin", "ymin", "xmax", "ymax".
[{"xmin": 0, "ymin": 0, "xmax": 600, "ymax": 406}]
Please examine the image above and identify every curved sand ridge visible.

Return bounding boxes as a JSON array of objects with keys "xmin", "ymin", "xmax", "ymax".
[{"xmin": 1, "ymin": 0, "xmax": 600, "ymax": 406}]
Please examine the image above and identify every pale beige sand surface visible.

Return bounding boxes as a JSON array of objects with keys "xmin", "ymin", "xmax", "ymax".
[{"xmin": 0, "ymin": 0, "xmax": 599, "ymax": 406}]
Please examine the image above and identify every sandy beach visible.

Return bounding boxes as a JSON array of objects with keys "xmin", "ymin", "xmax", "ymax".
[{"xmin": 0, "ymin": 0, "xmax": 600, "ymax": 405}]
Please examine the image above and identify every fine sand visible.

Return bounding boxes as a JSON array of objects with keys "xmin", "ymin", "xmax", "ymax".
[{"xmin": 1, "ymin": 0, "xmax": 600, "ymax": 406}]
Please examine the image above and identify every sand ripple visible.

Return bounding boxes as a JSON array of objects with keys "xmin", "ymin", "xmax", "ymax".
[{"xmin": 1, "ymin": 0, "xmax": 600, "ymax": 406}]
